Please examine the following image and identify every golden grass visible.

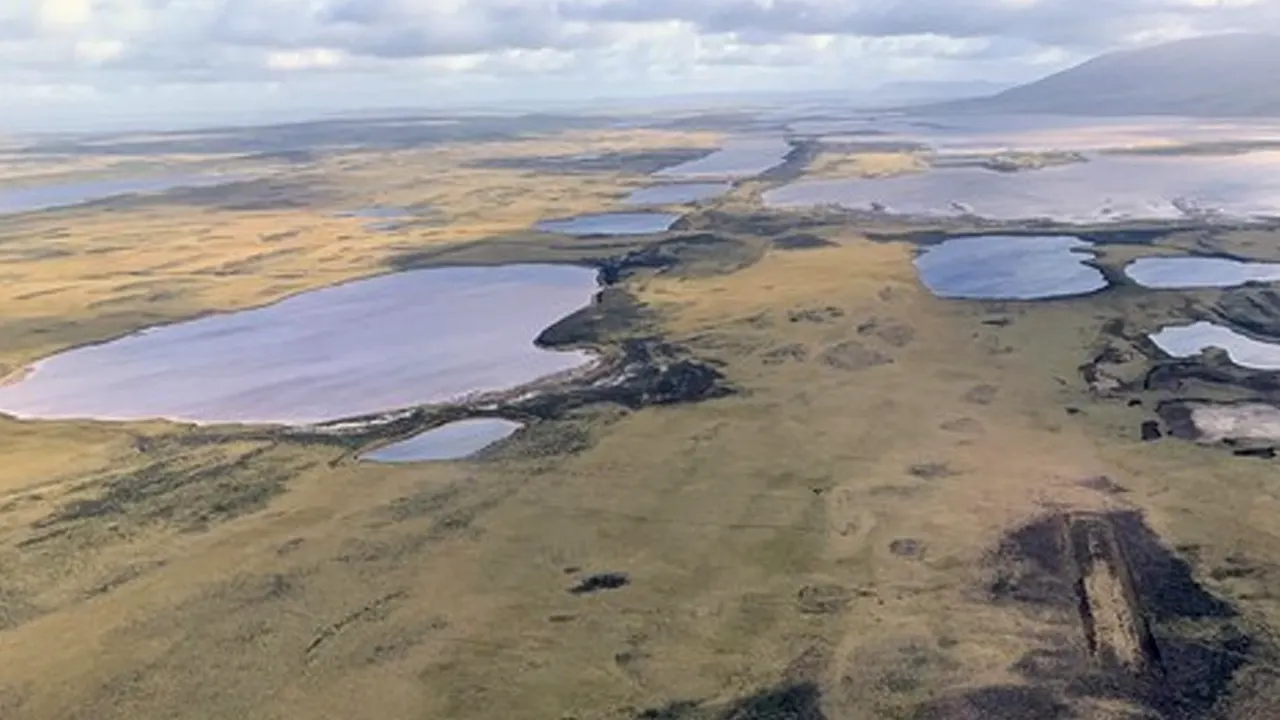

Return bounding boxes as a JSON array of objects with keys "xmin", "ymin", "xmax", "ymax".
[
  {"xmin": 803, "ymin": 151, "xmax": 928, "ymax": 180},
  {"xmin": 0, "ymin": 129, "xmax": 716, "ymax": 372}
]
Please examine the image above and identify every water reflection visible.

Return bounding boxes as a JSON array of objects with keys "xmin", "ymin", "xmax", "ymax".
[
  {"xmin": 363, "ymin": 419, "xmax": 523, "ymax": 462},
  {"xmin": 0, "ymin": 265, "xmax": 598, "ymax": 425},
  {"xmin": 914, "ymin": 235, "xmax": 1107, "ymax": 300}
]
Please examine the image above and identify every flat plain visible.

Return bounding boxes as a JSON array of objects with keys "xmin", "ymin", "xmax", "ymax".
[{"xmin": 3, "ymin": 113, "xmax": 1280, "ymax": 720}]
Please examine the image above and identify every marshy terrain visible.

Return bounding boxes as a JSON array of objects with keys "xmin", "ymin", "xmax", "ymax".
[{"xmin": 3, "ymin": 110, "xmax": 1280, "ymax": 719}]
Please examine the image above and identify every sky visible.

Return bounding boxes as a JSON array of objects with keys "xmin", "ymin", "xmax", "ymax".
[{"xmin": 1, "ymin": 0, "xmax": 1277, "ymax": 132}]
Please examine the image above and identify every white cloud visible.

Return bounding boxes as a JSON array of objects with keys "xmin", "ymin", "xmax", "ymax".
[
  {"xmin": 265, "ymin": 47, "xmax": 346, "ymax": 70},
  {"xmin": 0, "ymin": 0, "xmax": 1277, "ymax": 130},
  {"xmin": 37, "ymin": 0, "xmax": 93, "ymax": 30}
]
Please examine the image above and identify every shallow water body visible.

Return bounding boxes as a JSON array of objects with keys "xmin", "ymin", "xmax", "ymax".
[
  {"xmin": 914, "ymin": 235, "xmax": 1107, "ymax": 300},
  {"xmin": 765, "ymin": 152, "xmax": 1280, "ymax": 223},
  {"xmin": 0, "ymin": 265, "xmax": 598, "ymax": 425},
  {"xmin": 1150, "ymin": 321, "xmax": 1280, "ymax": 370},
  {"xmin": 655, "ymin": 137, "xmax": 791, "ymax": 179},
  {"xmin": 363, "ymin": 419, "xmax": 524, "ymax": 462},
  {"xmin": 0, "ymin": 173, "xmax": 239, "ymax": 215},
  {"xmin": 534, "ymin": 212, "xmax": 678, "ymax": 236},
  {"xmin": 1125, "ymin": 256, "xmax": 1280, "ymax": 289}
]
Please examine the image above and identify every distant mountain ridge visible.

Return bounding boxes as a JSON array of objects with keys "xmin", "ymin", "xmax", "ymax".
[{"xmin": 930, "ymin": 34, "xmax": 1280, "ymax": 116}]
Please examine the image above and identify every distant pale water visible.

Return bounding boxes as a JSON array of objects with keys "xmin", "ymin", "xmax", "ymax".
[
  {"xmin": 914, "ymin": 235, "xmax": 1107, "ymax": 300},
  {"xmin": 0, "ymin": 174, "xmax": 238, "ymax": 215},
  {"xmin": 0, "ymin": 265, "xmax": 598, "ymax": 425},
  {"xmin": 1149, "ymin": 321, "xmax": 1280, "ymax": 370},
  {"xmin": 363, "ymin": 419, "xmax": 524, "ymax": 463},
  {"xmin": 1124, "ymin": 256, "xmax": 1280, "ymax": 289},
  {"xmin": 535, "ymin": 212, "xmax": 678, "ymax": 236},
  {"xmin": 765, "ymin": 152, "xmax": 1280, "ymax": 223},
  {"xmin": 655, "ymin": 137, "xmax": 791, "ymax": 179},
  {"xmin": 623, "ymin": 182, "xmax": 731, "ymax": 205},
  {"xmin": 792, "ymin": 114, "xmax": 1280, "ymax": 153}
]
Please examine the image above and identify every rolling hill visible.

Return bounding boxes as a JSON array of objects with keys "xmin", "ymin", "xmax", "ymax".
[{"xmin": 933, "ymin": 34, "xmax": 1280, "ymax": 116}]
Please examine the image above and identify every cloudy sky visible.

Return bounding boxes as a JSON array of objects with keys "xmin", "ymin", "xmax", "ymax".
[{"xmin": 1, "ymin": 0, "xmax": 1274, "ymax": 131}]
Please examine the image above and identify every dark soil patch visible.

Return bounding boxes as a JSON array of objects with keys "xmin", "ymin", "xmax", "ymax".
[
  {"xmin": 788, "ymin": 306, "xmax": 846, "ymax": 324},
  {"xmin": 913, "ymin": 685, "xmax": 1070, "ymax": 720},
  {"xmin": 569, "ymin": 572, "xmax": 630, "ymax": 595},
  {"xmin": 983, "ymin": 509, "xmax": 1254, "ymax": 718},
  {"xmin": 889, "ymin": 538, "xmax": 924, "ymax": 558},
  {"xmin": 772, "ymin": 234, "xmax": 835, "ymax": 251},
  {"xmin": 635, "ymin": 682, "xmax": 827, "ymax": 720},
  {"xmin": 1140, "ymin": 421, "xmax": 1163, "ymax": 441}
]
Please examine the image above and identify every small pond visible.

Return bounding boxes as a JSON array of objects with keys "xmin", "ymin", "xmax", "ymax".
[
  {"xmin": 0, "ymin": 173, "xmax": 240, "ymax": 215},
  {"xmin": 0, "ymin": 265, "xmax": 598, "ymax": 425},
  {"xmin": 1149, "ymin": 321, "xmax": 1280, "ymax": 370},
  {"xmin": 914, "ymin": 235, "xmax": 1108, "ymax": 300},
  {"xmin": 363, "ymin": 419, "xmax": 524, "ymax": 463},
  {"xmin": 1124, "ymin": 256, "xmax": 1280, "ymax": 289},
  {"xmin": 535, "ymin": 212, "xmax": 678, "ymax": 236},
  {"xmin": 623, "ymin": 182, "xmax": 731, "ymax": 205}
]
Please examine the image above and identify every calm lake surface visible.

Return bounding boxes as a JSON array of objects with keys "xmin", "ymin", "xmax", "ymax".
[
  {"xmin": 0, "ymin": 265, "xmax": 598, "ymax": 425},
  {"xmin": 765, "ymin": 152, "xmax": 1280, "ymax": 223},
  {"xmin": 655, "ymin": 137, "xmax": 791, "ymax": 179},
  {"xmin": 1150, "ymin": 321, "xmax": 1280, "ymax": 370},
  {"xmin": 535, "ymin": 212, "xmax": 678, "ymax": 235},
  {"xmin": 914, "ymin": 235, "xmax": 1107, "ymax": 300},
  {"xmin": 623, "ymin": 182, "xmax": 731, "ymax": 205},
  {"xmin": 364, "ymin": 419, "xmax": 524, "ymax": 463},
  {"xmin": 0, "ymin": 174, "xmax": 238, "ymax": 215},
  {"xmin": 1125, "ymin": 256, "xmax": 1280, "ymax": 289},
  {"xmin": 792, "ymin": 114, "xmax": 1280, "ymax": 153}
]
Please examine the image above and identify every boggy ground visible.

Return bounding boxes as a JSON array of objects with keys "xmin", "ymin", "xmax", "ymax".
[{"xmin": 5, "ymin": 127, "xmax": 1280, "ymax": 719}]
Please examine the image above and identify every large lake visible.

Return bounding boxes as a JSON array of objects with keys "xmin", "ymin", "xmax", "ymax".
[
  {"xmin": 790, "ymin": 114, "xmax": 1280, "ymax": 153},
  {"xmin": 914, "ymin": 235, "xmax": 1107, "ymax": 300},
  {"xmin": 0, "ymin": 173, "xmax": 239, "ymax": 215},
  {"xmin": 765, "ymin": 152, "xmax": 1280, "ymax": 223},
  {"xmin": 655, "ymin": 137, "xmax": 791, "ymax": 179},
  {"xmin": 0, "ymin": 265, "xmax": 598, "ymax": 425}
]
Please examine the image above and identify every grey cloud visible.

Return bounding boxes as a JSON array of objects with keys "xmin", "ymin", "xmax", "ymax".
[
  {"xmin": 211, "ymin": 0, "xmax": 598, "ymax": 59},
  {"xmin": 563, "ymin": 0, "xmax": 1278, "ymax": 50}
]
